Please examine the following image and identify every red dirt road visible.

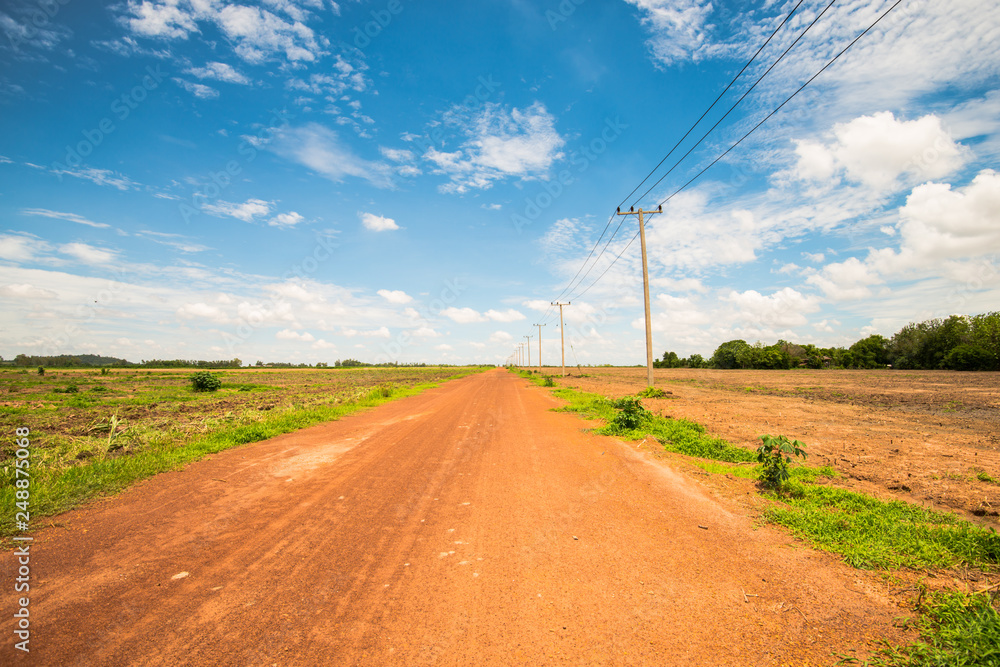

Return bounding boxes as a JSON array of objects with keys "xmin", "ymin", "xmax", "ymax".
[{"xmin": 3, "ymin": 369, "xmax": 904, "ymax": 665}]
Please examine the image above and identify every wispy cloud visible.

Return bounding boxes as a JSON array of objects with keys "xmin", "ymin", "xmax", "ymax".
[
  {"xmin": 270, "ymin": 123, "xmax": 392, "ymax": 188},
  {"xmin": 21, "ymin": 208, "xmax": 111, "ymax": 229},
  {"xmin": 202, "ymin": 198, "xmax": 272, "ymax": 222},
  {"xmin": 185, "ymin": 61, "xmax": 251, "ymax": 85},
  {"xmin": 424, "ymin": 102, "xmax": 565, "ymax": 194},
  {"xmin": 174, "ymin": 78, "xmax": 219, "ymax": 99},
  {"xmin": 51, "ymin": 166, "xmax": 140, "ymax": 190}
]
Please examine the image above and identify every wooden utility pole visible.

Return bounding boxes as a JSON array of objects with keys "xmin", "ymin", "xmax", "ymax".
[
  {"xmin": 524, "ymin": 335, "xmax": 532, "ymax": 367},
  {"xmin": 533, "ymin": 323, "xmax": 546, "ymax": 372},
  {"xmin": 550, "ymin": 301, "xmax": 570, "ymax": 376},
  {"xmin": 616, "ymin": 205, "xmax": 661, "ymax": 388}
]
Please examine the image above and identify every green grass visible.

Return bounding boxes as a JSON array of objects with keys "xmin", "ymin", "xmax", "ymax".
[
  {"xmin": 1, "ymin": 368, "xmax": 482, "ymax": 540},
  {"xmin": 844, "ymin": 591, "xmax": 1000, "ymax": 666},
  {"xmin": 764, "ymin": 483, "xmax": 1000, "ymax": 570},
  {"xmin": 547, "ymin": 386, "xmax": 758, "ymax": 463}
]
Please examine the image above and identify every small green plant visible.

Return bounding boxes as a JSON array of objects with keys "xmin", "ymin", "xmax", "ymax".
[
  {"xmin": 757, "ymin": 434, "xmax": 807, "ymax": 490},
  {"xmin": 100, "ymin": 367, "xmax": 110, "ymax": 376},
  {"xmin": 37, "ymin": 366, "xmax": 45, "ymax": 376},
  {"xmin": 543, "ymin": 376, "xmax": 555, "ymax": 387},
  {"xmin": 609, "ymin": 396, "xmax": 651, "ymax": 431},
  {"xmin": 977, "ymin": 470, "xmax": 998, "ymax": 484},
  {"xmin": 637, "ymin": 386, "xmax": 668, "ymax": 398},
  {"xmin": 190, "ymin": 371, "xmax": 222, "ymax": 392}
]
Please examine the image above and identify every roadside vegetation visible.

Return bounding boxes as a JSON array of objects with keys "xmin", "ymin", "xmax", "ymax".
[
  {"xmin": 0, "ymin": 366, "xmax": 484, "ymax": 539},
  {"xmin": 511, "ymin": 367, "xmax": 1000, "ymax": 664}
]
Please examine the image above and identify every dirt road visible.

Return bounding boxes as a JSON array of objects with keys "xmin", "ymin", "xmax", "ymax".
[{"xmin": 3, "ymin": 369, "xmax": 904, "ymax": 665}]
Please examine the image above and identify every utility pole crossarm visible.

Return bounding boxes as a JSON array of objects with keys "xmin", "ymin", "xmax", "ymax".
[{"xmin": 615, "ymin": 205, "xmax": 662, "ymax": 388}]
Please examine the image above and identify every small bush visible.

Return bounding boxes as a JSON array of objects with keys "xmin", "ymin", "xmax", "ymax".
[
  {"xmin": 609, "ymin": 396, "xmax": 651, "ymax": 431},
  {"xmin": 637, "ymin": 387, "xmax": 669, "ymax": 398},
  {"xmin": 38, "ymin": 366, "xmax": 45, "ymax": 376},
  {"xmin": 190, "ymin": 371, "xmax": 222, "ymax": 392},
  {"xmin": 757, "ymin": 434, "xmax": 807, "ymax": 491},
  {"xmin": 543, "ymin": 376, "xmax": 555, "ymax": 387}
]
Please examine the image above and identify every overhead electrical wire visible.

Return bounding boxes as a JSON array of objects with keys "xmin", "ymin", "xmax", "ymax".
[
  {"xmin": 565, "ymin": 0, "xmax": 906, "ymax": 303},
  {"xmin": 548, "ymin": 0, "xmax": 814, "ymax": 311}
]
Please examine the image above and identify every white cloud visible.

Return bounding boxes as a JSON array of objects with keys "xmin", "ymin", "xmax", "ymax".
[
  {"xmin": 443, "ymin": 307, "xmax": 487, "ymax": 324},
  {"xmin": 270, "ymin": 123, "xmax": 391, "ymax": 188},
  {"xmin": 622, "ymin": 0, "xmax": 717, "ymax": 66},
  {"xmin": 895, "ymin": 169, "xmax": 1000, "ymax": 263},
  {"xmin": 0, "ymin": 234, "xmax": 48, "ymax": 262},
  {"xmin": 484, "ymin": 308, "xmax": 526, "ymax": 323},
  {"xmin": 380, "ymin": 147, "xmax": 415, "ymax": 162},
  {"xmin": 202, "ymin": 198, "xmax": 272, "ymax": 222},
  {"xmin": 268, "ymin": 211, "xmax": 304, "ymax": 228},
  {"xmin": 377, "ymin": 289, "xmax": 412, "ymax": 304},
  {"xmin": 59, "ymin": 243, "xmax": 117, "ymax": 266},
  {"xmin": 0, "ymin": 283, "xmax": 57, "ymax": 299},
  {"xmin": 724, "ymin": 288, "xmax": 821, "ymax": 328},
  {"xmin": 120, "ymin": 1, "xmax": 322, "ymax": 64},
  {"xmin": 435, "ymin": 344, "xmax": 453, "ymax": 351},
  {"xmin": 412, "ymin": 326, "xmax": 439, "ymax": 338},
  {"xmin": 51, "ymin": 167, "xmax": 139, "ymax": 190},
  {"xmin": 20, "ymin": 208, "xmax": 111, "ymax": 229},
  {"xmin": 123, "ymin": 0, "xmax": 198, "ymax": 39},
  {"xmin": 174, "ymin": 78, "xmax": 219, "ymax": 99},
  {"xmin": 186, "ymin": 61, "xmax": 250, "ymax": 85},
  {"xmin": 807, "ymin": 256, "xmax": 881, "ymax": 301},
  {"xmin": 793, "ymin": 112, "xmax": 967, "ymax": 191},
  {"xmin": 276, "ymin": 329, "xmax": 315, "ymax": 342},
  {"xmin": 360, "ymin": 212, "xmax": 399, "ymax": 232},
  {"xmin": 425, "ymin": 102, "xmax": 565, "ymax": 193},
  {"xmin": 176, "ymin": 302, "xmax": 230, "ymax": 324},
  {"xmin": 489, "ymin": 331, "xmax": 513, "ymax": 343}
]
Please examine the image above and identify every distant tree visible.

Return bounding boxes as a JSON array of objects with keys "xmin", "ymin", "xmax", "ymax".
[
  {"xmin": 712, "ymin": 340, "xmax": 751, "ymax": 369},
  {"xmin": 849, "ymin": 335, "xmax": 889, "ymax": 369},
  {"xmin": 943, "ymin": 344, "xmax": 993, "ymax": 371},
  {"xmin": 686, "ymin": 353, "xmax": 705, "ymax": 369}
]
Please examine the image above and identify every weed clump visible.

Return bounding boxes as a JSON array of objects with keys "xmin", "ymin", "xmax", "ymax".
[
  {"xmin": 637, "ymin": 387, "xmax": 669, "ymax": 398},
  {"xmin": 190, "ymin": 371, "xmax": 222, "ymax": 392}
]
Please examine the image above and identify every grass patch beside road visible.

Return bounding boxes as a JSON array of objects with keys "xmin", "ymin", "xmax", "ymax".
[{"xmin": 2, "ymin": 367, "xmax": 483, "ymax": 539}]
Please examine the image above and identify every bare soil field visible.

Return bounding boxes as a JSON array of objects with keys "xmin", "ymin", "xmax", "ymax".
[{"xmin": 548, "ymin": 368, "xmax": 1000, "ymax": 526}]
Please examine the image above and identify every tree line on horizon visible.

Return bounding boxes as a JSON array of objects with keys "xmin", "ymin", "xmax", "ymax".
[
  {"xmin": 3, "ymin": 355, "xmax": 439, "ymax": 370},
  {"xmin": 655, "ymin": 312, "xmax": 1000, "ymax": 371}
]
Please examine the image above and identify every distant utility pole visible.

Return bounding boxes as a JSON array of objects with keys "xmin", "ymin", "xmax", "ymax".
[
  {"xmin": 524, "ymin": 335, "xmax": 532, "ymax": 367},
  {"xmin": 533, "ymin": 323, "xmax": 546, "ymax": 372},
  {"xmin": 616, "ymin": 205, "xmax": 662, "ymax": 388},
  {"xmin": 550, "ymin": 301, "xmax": 571, "ymax": 377}
]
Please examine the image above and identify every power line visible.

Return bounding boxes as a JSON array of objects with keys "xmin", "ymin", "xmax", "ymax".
[
  {"xmin": 618, "ymin": 0, "xmax": 809, "ymax": 209},
  {"xmin": 630, "ymin": 0, "xmax": 838, "ymax": 207},
  {"xmin": 550, "ymin": 0, "xmax": 815, "ymax": 307},
  {"xmin": 567, "ymin": 0, "xmax": 905, "ymax": 302},
  {"xmin": 654, "ymin": 0, "xmax": 905, "ymax": 210}
]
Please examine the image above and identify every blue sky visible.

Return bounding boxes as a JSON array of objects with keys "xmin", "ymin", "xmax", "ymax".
[{"xmin": 1, "ymin": 0, "xmax": 998, "ymax": 366}]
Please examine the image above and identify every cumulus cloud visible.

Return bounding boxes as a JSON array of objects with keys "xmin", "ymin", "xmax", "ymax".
[
  {"xmin": 377, "ymin": 289, "xmax": 412, "ymax": 304},
  {"xmin": 724, "ymin": 288, "xmax": 821, "ymax": 328},
  {"xmin": 268, "ymin": 211, "xmax": 304, "ymax": 227},
  {"xmin": 442, "ymin": 307, "xmax": 486, "ymax": 324},
  {"xmin": 360, "ymin": 212, "xmax": 399, "ymax": 232},
  {"xmin": 793, "ymin": 112, "xmax": 967, "ymax": 191}
]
